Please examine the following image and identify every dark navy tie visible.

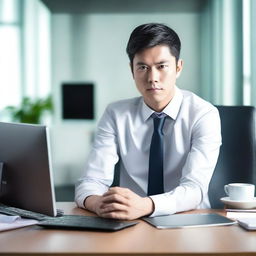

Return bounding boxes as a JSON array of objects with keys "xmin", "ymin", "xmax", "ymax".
[{"xmin": 147, "ymin": 113, "xmax": 166, "ymax": 196}]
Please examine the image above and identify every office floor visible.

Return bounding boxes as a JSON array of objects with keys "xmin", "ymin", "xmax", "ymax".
[{"xmin": 55, "ymin": 185, "xmax": 75, "ymax": 201}]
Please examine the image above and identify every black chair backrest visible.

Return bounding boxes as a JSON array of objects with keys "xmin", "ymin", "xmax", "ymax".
[{"xmin": 208, "ymin": 106, "xmax": 256, "ymax": 208}]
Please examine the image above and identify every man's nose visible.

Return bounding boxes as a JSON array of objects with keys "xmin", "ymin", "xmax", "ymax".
[{"xmin": 147, "ymin": 68, "xmax": 159, "ymax": 83}]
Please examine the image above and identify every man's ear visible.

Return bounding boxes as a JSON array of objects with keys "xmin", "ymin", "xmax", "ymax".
[
  {"xmin": 130, "ymin": 62, "xmax": 134, "ymax": 78},
  {"xmin": 176, "ymin": 59, "xmax": 183, "ymax": 78}
]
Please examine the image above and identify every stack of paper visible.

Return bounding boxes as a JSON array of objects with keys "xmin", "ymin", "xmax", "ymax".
[
  {"xmin": 0, "ymin": 214, "xmax": 38, "ymax": 232},
  {"xmin": 225, "ymin": 209, "xmax": 256, "ymax": 230},
  {"xmin": 225, "ymin": 209, "xmax": 256, "ymax": 220}
]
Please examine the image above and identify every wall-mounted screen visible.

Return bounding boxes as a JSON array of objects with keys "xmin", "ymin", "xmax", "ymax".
[{"xmin": 62, "ymin": 83, "xmax": 94, "ymax": 120}]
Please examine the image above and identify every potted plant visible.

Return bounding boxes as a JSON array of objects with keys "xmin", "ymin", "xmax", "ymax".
[{"xmin": 5, "ymin": 96, "xmax": 53, "ymax": 124}]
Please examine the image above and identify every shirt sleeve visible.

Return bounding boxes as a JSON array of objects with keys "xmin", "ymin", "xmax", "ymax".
[
  {"xmin": 75, "ymin": 105, "xmax": 119, "ymax": 208},
  {"xmin": 149, "ymin": 107, "xmax": 222, "ymax": 217}
]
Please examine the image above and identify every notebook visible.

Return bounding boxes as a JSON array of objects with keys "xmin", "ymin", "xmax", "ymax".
[
  {"xmin": 37, "ymin": 215, "xmax": 138, "ymax": 231},
  {"xmin": 143, "ymin": 213, "xmax": 236, "ymax": 229}
]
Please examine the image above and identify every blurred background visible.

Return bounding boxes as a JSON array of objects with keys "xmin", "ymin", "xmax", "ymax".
[{"xmin": 0, "ymin": 0, "xmax": 255, "ymax": 200}]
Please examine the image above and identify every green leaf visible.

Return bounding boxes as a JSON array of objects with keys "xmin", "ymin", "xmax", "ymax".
[{"xmin": 4, "ymin": 96, "xmax": 53, "ymax": 124}]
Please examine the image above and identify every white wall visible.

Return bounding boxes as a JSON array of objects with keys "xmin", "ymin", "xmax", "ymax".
[{"xmin": 51, "ymin": 13, "xmax": 201, "ymax": 185}]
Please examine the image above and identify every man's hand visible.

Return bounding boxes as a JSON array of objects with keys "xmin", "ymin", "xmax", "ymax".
[{"xmin": 84, "ymin": 187, "xmax": 154, "ymax": 220}]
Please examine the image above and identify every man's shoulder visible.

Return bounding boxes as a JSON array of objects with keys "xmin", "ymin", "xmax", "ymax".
[
  {"xmin": 180, "ymin": 89, "xmax": 216, "ymax": 110},
  {"xmin": 179, "ymin": 88, "xmax": 218, "ymax": 118}
]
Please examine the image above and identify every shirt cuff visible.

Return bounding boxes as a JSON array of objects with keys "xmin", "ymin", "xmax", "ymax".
[
  {"xmin": 75, "ymin": 180, "xmax": 108, "ymax": 209},
  {"xmin": 75, "ymin": 191, "xmax": 103, "ymax": 209},
  {"xmin": 149, "ymin": 193, "xmax": 177, "ymax": 217}
]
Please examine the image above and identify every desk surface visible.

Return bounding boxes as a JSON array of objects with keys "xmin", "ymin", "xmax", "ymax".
[{"xmin": 1, "ymin": 202, "xmax": 256, "ymax": 256}]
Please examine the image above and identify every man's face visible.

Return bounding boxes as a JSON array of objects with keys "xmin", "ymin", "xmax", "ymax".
[{"xmin": 132, "ymin": 45, "xmax": 183, "ymax": 112}]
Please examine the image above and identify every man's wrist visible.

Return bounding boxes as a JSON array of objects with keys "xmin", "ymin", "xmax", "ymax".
[
  {"xmin": 143, "ymin": 196, "xmax": 155, "ymax": 216},
  {"xmin": 83, "ymin": 195, "xmax": 101, "ymax": 213},
  {"xmin": 83, "ymin": 196, "xmax": 90, "ymax": 209}
]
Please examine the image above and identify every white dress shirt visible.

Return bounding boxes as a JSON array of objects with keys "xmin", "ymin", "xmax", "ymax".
[{"xmin": 75, "ymin": 86, "xmax": 222, "ymax": 217}]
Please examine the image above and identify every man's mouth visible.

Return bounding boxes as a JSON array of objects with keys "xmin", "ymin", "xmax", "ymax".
[{"xmin": 147, "ymin": 88, "xmax": 163, "ymax": 91}]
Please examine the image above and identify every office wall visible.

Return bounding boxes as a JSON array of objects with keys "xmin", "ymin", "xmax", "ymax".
[{"xmin": 50, "ymin": 12, "xmax": 201, "ymax": 185}]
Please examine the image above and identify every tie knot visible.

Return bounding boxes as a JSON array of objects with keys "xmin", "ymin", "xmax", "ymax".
[
  {"xmin": 152, "ymin": 112, "xmax": 166, "ymax": 133},
  {"xmin": 152, "ymin": 112, "xmax": 166, "ymax": 119}
]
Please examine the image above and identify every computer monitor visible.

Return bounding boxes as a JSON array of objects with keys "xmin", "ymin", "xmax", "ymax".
[{"xmin": 0, "ymin": 122, "xmax": 57, "ymax": 216}]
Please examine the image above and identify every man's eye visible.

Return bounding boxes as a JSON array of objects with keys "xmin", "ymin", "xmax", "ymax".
[
  {"xmin": 138, "ymin": 65, "xmax": 148, "ymax": 71},
  {"xmin": 159, "ymin": 64, "xmax": 168, "ymax": 69}
]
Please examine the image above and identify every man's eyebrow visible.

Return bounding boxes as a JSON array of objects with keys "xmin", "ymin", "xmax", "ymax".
[
  {"xmin": 135, "ymin": 60, "xmax": 169, "ymax": 66},
  {"xmin": 135, "ymin": 62, "xmax": 147, "ymax": 66},
  {"xmin": 155, "ymin": 60, "xmax": 169, "ymax": 64}
]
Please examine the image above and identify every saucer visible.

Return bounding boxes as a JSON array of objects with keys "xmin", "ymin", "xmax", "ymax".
[{"xmin": 220, "ymin": 197, "xmax": 256, "ymax": 209}]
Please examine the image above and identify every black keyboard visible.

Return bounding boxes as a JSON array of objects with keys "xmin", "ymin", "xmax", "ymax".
[
  {"xmin": 0, "ymin": 203, "xmax": 138, "ymax": 231},
  {"xmin": 38, "ymin": 215, "xmax": 138, "ymax": 231},
  {"xmin": 0, "ymin": 203, "xmax": 63, "ymax": 220}
]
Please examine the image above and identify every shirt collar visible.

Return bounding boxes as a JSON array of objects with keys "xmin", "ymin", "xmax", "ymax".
[{"xmin": 141, "ymin": 86, "xmax": 183, "ymax": 121}]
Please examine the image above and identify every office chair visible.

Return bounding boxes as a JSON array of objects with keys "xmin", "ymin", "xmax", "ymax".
[{"xmin": 208, "ymin": 106, "xmax": 256, "ymax": 208}]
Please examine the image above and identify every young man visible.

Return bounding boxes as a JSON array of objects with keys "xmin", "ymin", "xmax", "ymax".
[{"xmin": 75, "ymin": 23, "xmax": 221, "ymax": 220}]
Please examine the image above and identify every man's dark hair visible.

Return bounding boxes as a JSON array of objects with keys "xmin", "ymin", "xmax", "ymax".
[{"xmin": 126, "ymin": 23, "xmax": 181, "ymax": 66}]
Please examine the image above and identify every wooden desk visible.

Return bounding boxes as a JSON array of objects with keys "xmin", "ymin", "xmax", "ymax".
[{"xmin": 0, "ymin": 202, "xmax": 256, "ymax": 256}]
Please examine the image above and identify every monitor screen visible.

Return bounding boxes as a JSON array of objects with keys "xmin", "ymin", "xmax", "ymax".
[
  {"xmin": 62, "ymin": 83, "xmax": 94, "ymax": 120},
  {"xmin": 0, "ymin": 122, "xmax": 57, "ymax": 216}
]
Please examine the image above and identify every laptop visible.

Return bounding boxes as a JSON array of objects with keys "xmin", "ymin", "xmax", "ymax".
[
  {"xmin": 0, "ymin": 122, "xmax": 57, "ymax": 216},
  {"xmin": 0, "ymin": 122, "xmax": 138, "ymax": 231}
]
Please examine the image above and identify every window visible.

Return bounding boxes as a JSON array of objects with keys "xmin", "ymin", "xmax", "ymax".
[
  {"xmin": 0, "ymin": 0, "xmax": 21, "ymax": 111},
  {"xmin": 0, "ymin": 0, "xmax": 51, "ymax": 120}
]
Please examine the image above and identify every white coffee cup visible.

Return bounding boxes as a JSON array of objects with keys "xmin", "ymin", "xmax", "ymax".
[{"xmin": 224, "ymin": 183, "xmax": 255, "ymax": 201}]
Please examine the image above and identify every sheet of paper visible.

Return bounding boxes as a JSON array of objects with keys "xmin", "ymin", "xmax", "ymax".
[
  {"xmin": 0, "ymin": 214, "xmax": 38, "ymax": 232},
  {"xmin": 226, "ymin": 211, "xmax": 256, "ymax": 220}
]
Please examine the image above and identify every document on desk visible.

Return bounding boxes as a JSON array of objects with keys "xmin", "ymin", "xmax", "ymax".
[
  {"xmin": 226, "ymin": 209, "xmax": 256, "ymax": 220},
  {"xmin": 0, "ymin": 214, "xmax": 38, "ymax": 232},
  {"xmin": 143, "ymin": 213, "xmax": 236, "ymax": 229}
]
